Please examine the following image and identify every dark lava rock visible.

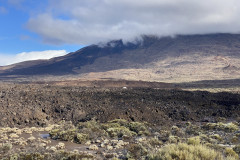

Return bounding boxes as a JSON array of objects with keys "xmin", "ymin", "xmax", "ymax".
[{"xmin": 0, "ymin": 83, "xmax": 239, "ymax": 127}]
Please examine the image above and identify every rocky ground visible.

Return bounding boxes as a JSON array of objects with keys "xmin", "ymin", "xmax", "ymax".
[
  {"xmin": 0, "ymin": 82, "xmax": 239, "ymax": 159},
  {"xmin": 0, "ymin": 82, "xmax": 240, "ymax": 127}
]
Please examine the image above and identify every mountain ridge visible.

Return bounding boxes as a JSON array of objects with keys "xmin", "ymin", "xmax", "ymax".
[{"xmin": 1, "ymin": 33, "xmax": 240, "ymax": 82}]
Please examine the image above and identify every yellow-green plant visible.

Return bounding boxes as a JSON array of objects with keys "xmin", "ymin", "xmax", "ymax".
[{"xmin": 149, "ymin": 143, "xmax": 237, "ymax": 160}]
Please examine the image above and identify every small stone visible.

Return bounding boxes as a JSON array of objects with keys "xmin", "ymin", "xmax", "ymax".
[
  {"xmin": 115, "ymin": 145, "xmax": 122, "ymax": 149},
  {"xmin": 21, "ymin": 141, "xmax": 28, "ymax": 146},
  {"xmin": 111, "ymin": 140, "xmax": 118, "ymax": 144},
  {"xmin": 44, "ymin": 126, "xmax": 53, "ymax": 132},
  {"xmin": 2, "ymin": 135, "xmax": 8, "ymax": 140},
  {"xmin": 39, "ymin": 143, "xmax": 47, "ymax": 147},
  {"xmin": 50, "ymin": 146, "xmax": 57, "ymax": 152},
  {"xmin": 56, "ymin": 142, "xmax": 65, "ymax": 149},
  {"xmin": 117, "ymin": 140, "xmax": 125, "ymax": 146},
  {"xmin": 114, "ymin": 140, "xmax": 126, "ymax": 149},
  {"xmin": 100, "ymin": 143, "xmax": 105, "ymax": 148},
  {"xmin": 106, "ymin": 145, "xmax": 113, "ymax": 150},
  {"xmin": 89, "ymin": 144, "xmax": 99, "ymax": 150},
  {"xmin": 103, "ymin": 139, "xmax": 109, "ymax": 144},
  {"xmin": 27, "ymin": 136, "xmax": 36, "ymax": 142},
  {"xmin": 46, "ymin": 140, "xmax": 51, "ymax": 144},
  {"xmin": 9, "ymin": 133, "xmax": 19, "ymax": 138},
  {"xmin": 137, "ymin": 137, "xmax": 146, "ymax": 142},
  {"xmin": 85, "ymin": 140, "xmax": 91, "ymax": 145},
  {"xmin": 96, "ymin": 139, "xmax": 101, "ymax": 143},
  {"xmin": 23, "ymin": 129, "xmax": 32, "ymax": 134}
]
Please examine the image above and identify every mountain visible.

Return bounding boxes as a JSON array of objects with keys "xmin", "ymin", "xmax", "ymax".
[{"xmin": 1, "ymin": 33, "xmax": 240, "ymax": 82}]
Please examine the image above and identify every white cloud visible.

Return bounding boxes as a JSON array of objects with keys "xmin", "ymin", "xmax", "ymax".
[
  {"xmin": 0, "ymin": 6, "xmax": 7, "ymax": 14},
  {"xmin": 26, "ymin": 0, "xmax": 240, "ymax": 45},
  {"xmin": 0, "ymin": 50, "xmax": 67, "ymax": 66}
]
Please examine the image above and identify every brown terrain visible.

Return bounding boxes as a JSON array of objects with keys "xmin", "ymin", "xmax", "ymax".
[
  {"xmin": 0, "ymin": 81, "xmax": 240, "ymax": 159},
  {"xmin": 0, "ymin": 34, "xmax": 240, "ymax": 159},
  {"xmin": 1, "ymin": 33, "xmax": 240, "ymax": 83},
  {"xmin": 0, "ymin": 81, "xmax": 239, "ymax": 127}
]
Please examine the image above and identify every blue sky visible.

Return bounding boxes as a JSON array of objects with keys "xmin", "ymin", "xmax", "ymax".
[
  {"xmin": 0, "ymin": 0, "xmax": 83, "ymax": 65},
  {"xmin": 1, "ymin": 0, "xmax": 240, "ymax": 66}
]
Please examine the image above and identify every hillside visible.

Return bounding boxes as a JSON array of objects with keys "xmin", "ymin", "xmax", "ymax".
[{"xmin": 1, "ymin": 33, "xmax": 240, "ymax": 82}]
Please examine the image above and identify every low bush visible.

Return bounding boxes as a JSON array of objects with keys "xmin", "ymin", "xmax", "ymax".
[
  {"xmin": 187, "ymin": 136, "xmax": 201, "ymax": 145},
  {"xmin": 233, "ymin": 145, "xmax": 240, "ymax": 154},
  {"xmin": 203, "ymin": 122, "xmax": 239, "ymax": 132},
  {"xmin": 0, "ymin": 143, "xmax": 12, "ymax": 154},
  {"xmin": 147, "ymin": 137, "xmax": 163, "ymax": 147},
  {"xmin": 185, "ymin": 123, "xmax": 201, "ymax": 135},
  {"xmin": 209, "ymin": 134, "xmax": 222, "ymax": 141},
  {"xmin": 75, "ymin": 133, "xmax": 89, "ymax": 144},
  {"xmin": 225, "ymin": 148, "xmax": 239, "ymax": 159},
  {"xmin": 106, "ymin": 126, "xmax": 137, "ymax": 138},
  {"xmin": 6, "ymin": 151, "xmax": 94, "ymax": 160},
  {"xmin": 50, "ymin": 119, "xmax": 151, "ymax": 142},
  {"xmin": 127, "ymin": 122, "xmax": 150, "ymax": 136},
  {"xmin": 127, "ymin": 143, "xmax": 148, "ymax": 159},
  {"xmin": 149, "ymin": 143, "xmax": 237, "ymax": 160}
]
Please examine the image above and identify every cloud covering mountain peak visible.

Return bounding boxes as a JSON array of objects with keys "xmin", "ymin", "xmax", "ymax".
[{"xmin": 27, "ymin": 0, "xmax": 240, "ymax": 45}]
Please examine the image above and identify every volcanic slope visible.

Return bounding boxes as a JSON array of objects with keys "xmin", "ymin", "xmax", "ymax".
[{"xmin": 1, "ymin": 33, "xmax": 240, "ymax": 82}]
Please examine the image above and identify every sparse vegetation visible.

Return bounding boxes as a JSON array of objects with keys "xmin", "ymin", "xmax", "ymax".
[
  {"xmin": 6, "ymin": 151, "xmax": 95, "ymax": 160},
  {"xmin": 50, "ymin": 119, "xmax": 150, "ymax": 142},
  {"xmin": 149, "ymin": 143, "xmax": 237, "ymax": 160},
  {"xmin": 0, "ymin": 83, "xmax": 240, "ymax": 159},
  {"xmin": 187, "ymin": 136, "xmax": 201, "ymax": 145},
  {"xmin": 203, "ymin": 122, "xmax": 239, "ymax": 132},
  {"xmin": 127, "ymin": 143, "xmax": 148, "ymax": 159},
  {"xmin": 0, "ymin": 118, "xmax": 240, "ymax": 159}
]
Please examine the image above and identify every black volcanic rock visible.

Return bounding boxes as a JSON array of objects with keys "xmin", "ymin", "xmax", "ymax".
[{"xmin": 0, "ymin": 83, "xmax": 240, "ymax": 127}]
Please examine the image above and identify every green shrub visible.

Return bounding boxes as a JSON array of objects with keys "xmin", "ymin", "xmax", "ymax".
[
  {"xmin": 231, "ymin": 136, "xmax": 239, "ymax": 144},
  {"xmin": 75, "ymin": 133, "xmax": 89, "ymax": 144},
  {"xmin": 225, "ymin": 148, "xmax": 239, "ymax": 159},
  {"xmin": 210, "ymin": 134, "xmax": 222, "ymax": 141},
  {"xmin": 158, "ymin": 130, "xmax": 171, "ymax": 142},
  {"xmin": 203, "ymin": 122, "xmax": 239, "ymax": 132},
  {"xmin": 149, "ymin": 143, "xmax": 237, "ymax": 160},
  {"xmin": 0, "ymin": 143, "xmax": 12, "ymax": 153},
  {"xmin": 233, "ymin": 145, "xmax": 240, "ymax": 154},
  {"xmin": 127, "ymin": 122, "xmax": 150, "ymax": 136},
  {"xmin": 52, "ymin": 150, "xmax": 94, "ymax": 160},
  {"xmin": 101, "ymin": 122, "xmax": 121, "ymax": 130},
  {"xmin": 148, "ymin": 137, "xmax": 163, "ymax": 147},
  {"xmin": 168, "ymin": 136, "xmax": 180, "ymax": 144},
  {"xmin": 127, "ymin": 143, "xmax": 148, "ymax": 159},
  {"xmin": 50, "ymin": 129, "xmax": 76, "ymax": 142},
  {"xmin": 187, "ymin": 136, "xmax": 201, "ymax": 145},
  {"xmin": 6, "ymin": 151, "xmax": 95, "ymax": 160},
  {"xmin": 171, "ymin": 125, "xmax": 184, "ymax": 136},
  {"xmin": 19, "ymin": 153, "xmax": 44, "ymax": 160},
  {"xmin": 185, "ymin": 123, "xmax": 201, "ymax": 135},
  {"xmin": 106, "ymin": 126, "xmax": 137, "ymax": 138},
  {"xmin": 78, "ymin": 119, "xmax": 100, "ymax": 131},
  {"xmin": 49, "ymin": 119, "xmax": 151, "ymax": 142},
  {"xmin": 108, "ymin": 119, "xmax": 128, "ymax": 126}
]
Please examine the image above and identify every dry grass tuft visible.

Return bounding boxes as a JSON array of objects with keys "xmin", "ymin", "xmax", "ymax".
[{"xmin": 149, "ymin": 143, "xmax": 237, "ymax": 160}]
